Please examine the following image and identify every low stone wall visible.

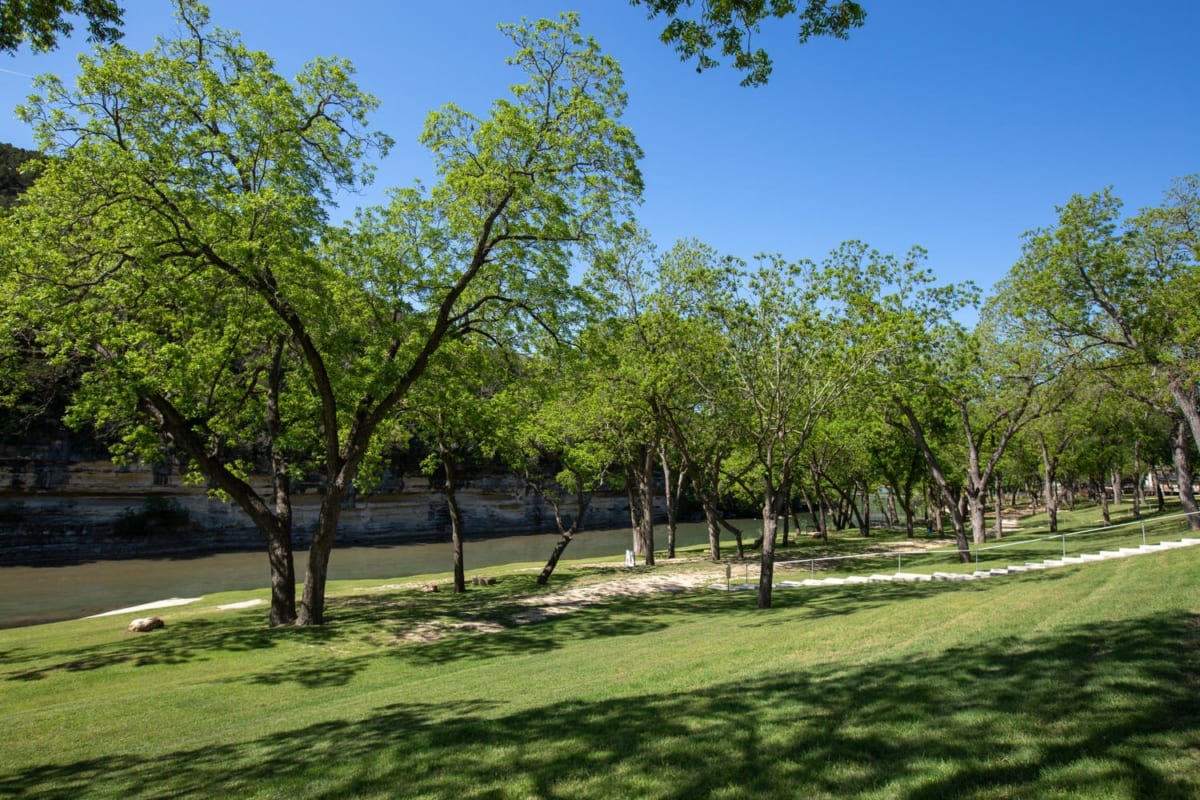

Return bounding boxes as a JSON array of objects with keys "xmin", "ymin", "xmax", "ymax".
[{"xmin": 0, "ymin": 460, "xmax": 651, "ymax": 565}]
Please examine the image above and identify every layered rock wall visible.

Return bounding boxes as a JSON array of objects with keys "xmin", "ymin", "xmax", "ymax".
[{"xmin": 0, "ymin": 458, "xmax": 649, "ymax": 565}]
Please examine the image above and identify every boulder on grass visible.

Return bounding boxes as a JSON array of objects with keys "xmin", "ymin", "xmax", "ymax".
[{"xmin": 128, "ymin": 616, "xmax": 165, "ymax": 633}]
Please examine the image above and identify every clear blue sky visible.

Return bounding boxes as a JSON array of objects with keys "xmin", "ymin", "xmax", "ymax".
[{"xmin": 2, "ymin": 1, "xmax": 1197, "ymax": 298}]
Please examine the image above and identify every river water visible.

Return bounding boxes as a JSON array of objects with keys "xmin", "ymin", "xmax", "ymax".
[{"xmin": 0, "ymin": 520, "xmax": 764, "ymax": 628}]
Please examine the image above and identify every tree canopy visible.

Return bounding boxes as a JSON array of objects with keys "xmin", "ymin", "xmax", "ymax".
[
  {"xmin": 0, "ymin": 0, "xmax": 122, "ymax": 53},
  {"xmin": 3, "ymin": 1, "xmax": 866, "ymax": 86},
  {"xmin": 0, "ymin": 1, "xmax": 642, "ymax": 625},
  {"xmin": 632, "ymin": 0, "xmax": 867, "ymax": 85}
]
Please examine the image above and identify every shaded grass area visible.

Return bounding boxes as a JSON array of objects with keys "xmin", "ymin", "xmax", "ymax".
[{"xmin": 1, "ymin": 540, "xmax": 1198, "ymax": 798}]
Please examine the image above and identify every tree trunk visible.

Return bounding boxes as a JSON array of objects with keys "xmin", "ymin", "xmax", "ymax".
[
  {"xmin": 138, "ymin": 390, "xmax": 299, "ymax": 626},
  {"xmin": 758, "ymin": 488, "xmax": 782, "ymax": 609},
  {"xmin": 1172, "ymin": 420, "xmax": 1200, "ymax": 531},
  {"xmin": 659, "ymin": 444, "xmax": 679, "ymax": 559},
  {"xmin": 1098, "ymin": 477, "xmax": 1111, "ymax": 525},
  {"xmin": 859, "ymin": 484, "xmax": 870, "ymax": 537},
  {"xmin": 536, "ymin": 475, "xmax": 592, "ymax": 585},
  {"xmin": 1040, "ymin": 438, "xmax": 1059, "ymax": 533},
  {"xmin": 702, "ymin": 500, "xmax": 722, "ymax": 561},
  {"xmin": 263, "ymin": 339, "xmax": 297, "ymax": 626},
  {"xmin": 539, "ymin": 535, "xmax": 574, "ymax": 583},
  {"xmin": 1111, "ymin": 469, "xmax": 1123, "ymax": 506},
  {"xmin": 1154, "ymin": 466, "xmax": 1166, "ymax": 512},
  {"xmin": 678, "ymin": 451, "xmax": 723, "ymax": 561},
  {"xmin": 719, "ymin": 517, "xmax": 745, "ymax": 558},
  {"xmin": 628, "ymin": 448, "xmax": 656, "ymax": 565},
  {"xmin": 264, "ymin": 524, "xmax": 296, "ymax": 627},
  {"xmin": 298, "ymin": 490, "xmax": 344, "ymax": 626},
  {"xmin": 1167, "ymin": 377, "xmax": 1200, "ymax": 461},
  {"xmin": 1131, "ymin": 439, "xmax": 1143, "ymax": 519},
  {"xmin": 994, "ymin": 471, "xmax": 1003, "ymax": 540},
  {"xmin": 442, "ymin": 448, "xmax": 466, "ymax": 593},
  {"xmin": 967, "ymin": 487, "xmax": 987, "ymax": 545},
  {"xmin": 799, "ymin": 482, "xmax": 823, "ymax": 540},
  {"xmin": 892, "ymin": 403, "xmax": 969, "ymax": 560},
  {"xmin": 963, "ymin": 426, "xmax": 989, "ymax": 546},
  {"xmin": 896, "ymin": 483, "xmax": 915, "ymax": 538},
  {"xmin": 932, "ymin": 491, "xmax": 943, "ymax": 535},
  {"xmin": 791, "ymin": 505, "xmax": 805, "ymax": 535},
  {"xmin": 819, "ymin": 483, "xmax": 844, "ymax": 531},
  {"xmin": 638, "ymin": 450, "xmax": 656, "ymax": 565},
  {"xmin": 781, "ymin": 497, "xmax": 791, "ymax": 547},
  {"xmin": 626, "ymin": 480, "xmax": 638, "ymax": 546}
]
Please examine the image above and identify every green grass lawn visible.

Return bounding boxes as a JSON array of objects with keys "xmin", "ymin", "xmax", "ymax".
[
  {"xmin": 767, "ymin": 502, "xmax": 1200, "ymax": 579},
  {"xmin": 2, "ymin": 518, "xmax": 1199, "ymax": 799}
]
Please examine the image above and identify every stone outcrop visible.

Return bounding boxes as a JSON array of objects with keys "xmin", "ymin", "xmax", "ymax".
[
  {"xmin": 127, "ymin": 616, "xmax": 165, "ymax": 632},
  {"xmin": 0, "ymin": 458, "xmax": 656, "ymax": 566}
]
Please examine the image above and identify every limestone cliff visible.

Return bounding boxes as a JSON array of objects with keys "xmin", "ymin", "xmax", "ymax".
[{"xmin": 0, "ymin": 457, "xmax": 646, "ymax": 565}]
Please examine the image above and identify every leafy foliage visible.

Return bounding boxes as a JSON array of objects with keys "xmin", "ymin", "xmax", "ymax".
[
  {"xmin": 0, "ymin": 0, "xmax": 122, "ymax": 53},
  {"xmin": 632, "ymin": 0, "xmax": 867, "ymax": 85},
  {"xmin": 0, "ymin": 3, "xmax": 643, "ymax": 625},
  {"xmin": 0, "ymin": 142, "xmax": 41, "ymax": 208}
]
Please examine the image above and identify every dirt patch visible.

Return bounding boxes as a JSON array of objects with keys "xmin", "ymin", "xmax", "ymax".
[
  {"xmin": 393, "ymin": 619, "xmax": 507, "ymax": 643},
  {"xmin": 375, "ymin": 561, "xmax": 725, "ymax": 643},
  {"xmin": 369, "ymin": 540, "xmax": 960, "ymax": 643}
]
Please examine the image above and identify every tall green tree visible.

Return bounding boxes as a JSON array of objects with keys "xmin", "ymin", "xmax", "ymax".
[
  {"xmin": 410, "ymin": 341, "xmax": 510, "ymax": 594},
  {"xmin": 1005, "ymin": 179, "xmax": 1200, "ymax": 529},
  {"xmin": 1008, "ymin": 184, "xmax": 1200, "ymax": 448},
  {"xmin": 583, "ymin": 230, "xmax": 741, "ymax": 564},
  {"xmin": 0, "ymin": 3, "xmax": 642, "ymax": 625},
  {"xmin": 890, "ymin": 317, "xmax": 1054, "ymax": 554},
  {"xmin": 837, "ymin": 243, "xmax": 985, "ymax": 556},
  {"xmin": 641, "ymin": 238, "xmax": 747, "ymax": 561},
  {"xmin": 499, "ymin": 339, "xmax": 620, "ymax": 585},
  {"xmin": 1, "ymin": 0, "xmax": 387, "ymax": 625},
  {"xmin": 705, "ymin": 248, "xmax": 880, "ymax": 608}
]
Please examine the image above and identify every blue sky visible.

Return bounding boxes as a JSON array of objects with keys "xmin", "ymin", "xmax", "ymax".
[{"xmin": 1, "ymin": 1, "xmax": 1197, "ymax": 299}]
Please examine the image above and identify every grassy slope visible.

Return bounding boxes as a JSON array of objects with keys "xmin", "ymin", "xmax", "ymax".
[{"xmin": 1, "ymin": 516, "xmax": 1198, "ymax": 798}]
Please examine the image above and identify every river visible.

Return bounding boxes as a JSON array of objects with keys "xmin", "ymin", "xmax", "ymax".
[{"xmin": 0, "ymin": 520, "xmax": 764, "ymax": 629}]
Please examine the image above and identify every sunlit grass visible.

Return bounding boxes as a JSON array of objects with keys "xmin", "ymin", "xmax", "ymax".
[
  {"xmin": 1, "ymin": 516, "xmax": 1198, "ymax": 799},
  {"xmin": 761, "ymin": 501, "xmax": 1198, "ymax": 579}
]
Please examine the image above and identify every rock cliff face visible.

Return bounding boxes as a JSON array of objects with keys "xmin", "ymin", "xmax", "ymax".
[{"xmin": 0, "ymin": 456, "xmax": 647, "ymax": 566}]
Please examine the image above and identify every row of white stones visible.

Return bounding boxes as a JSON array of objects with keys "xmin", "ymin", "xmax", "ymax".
[{"xmin": 710, "ymin": 538, "xmax": 1200, "ymax": 591}]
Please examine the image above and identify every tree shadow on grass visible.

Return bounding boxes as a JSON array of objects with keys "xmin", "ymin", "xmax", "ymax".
[
  {"xmin": 5, "ymin": 611, "xmax": 1198, "ymax": 799},
  {"xmin": 242, "ymin": 574, "xmax": 1059, "ymax": 686},
  {"xmin": 0, "ymin": 572, "xmax": 597, "ymax": 685},
  {"xmin": 0, "ymin": 647, "xmax": 28, "ymax": 666},
  {"xmin": 2, "ymin": 567, "xmax": 1066, "ymax": 691},
  {"xmin": 1, "ymin": 615, "xmax": 324, "ymax": 682}
]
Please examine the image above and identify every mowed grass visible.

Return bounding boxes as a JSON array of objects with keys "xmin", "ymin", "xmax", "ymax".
[
  {"xmin": 1, "ymin": 521, "xmax": 1199, "ymax": 799},
  {"xmin": 769, "ymin": 502, "xmax": 1200, "ymax": 579}
]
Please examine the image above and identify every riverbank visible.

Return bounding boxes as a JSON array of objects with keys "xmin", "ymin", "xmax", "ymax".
[{"xmin": 0, "ymin": 520, "xmax": 739, "ymax": 629}]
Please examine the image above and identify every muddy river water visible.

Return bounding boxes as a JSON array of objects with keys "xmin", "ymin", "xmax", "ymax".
[{"xmin": 1, "ymin": 520, "xmax": 763, "ymax": 628}]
